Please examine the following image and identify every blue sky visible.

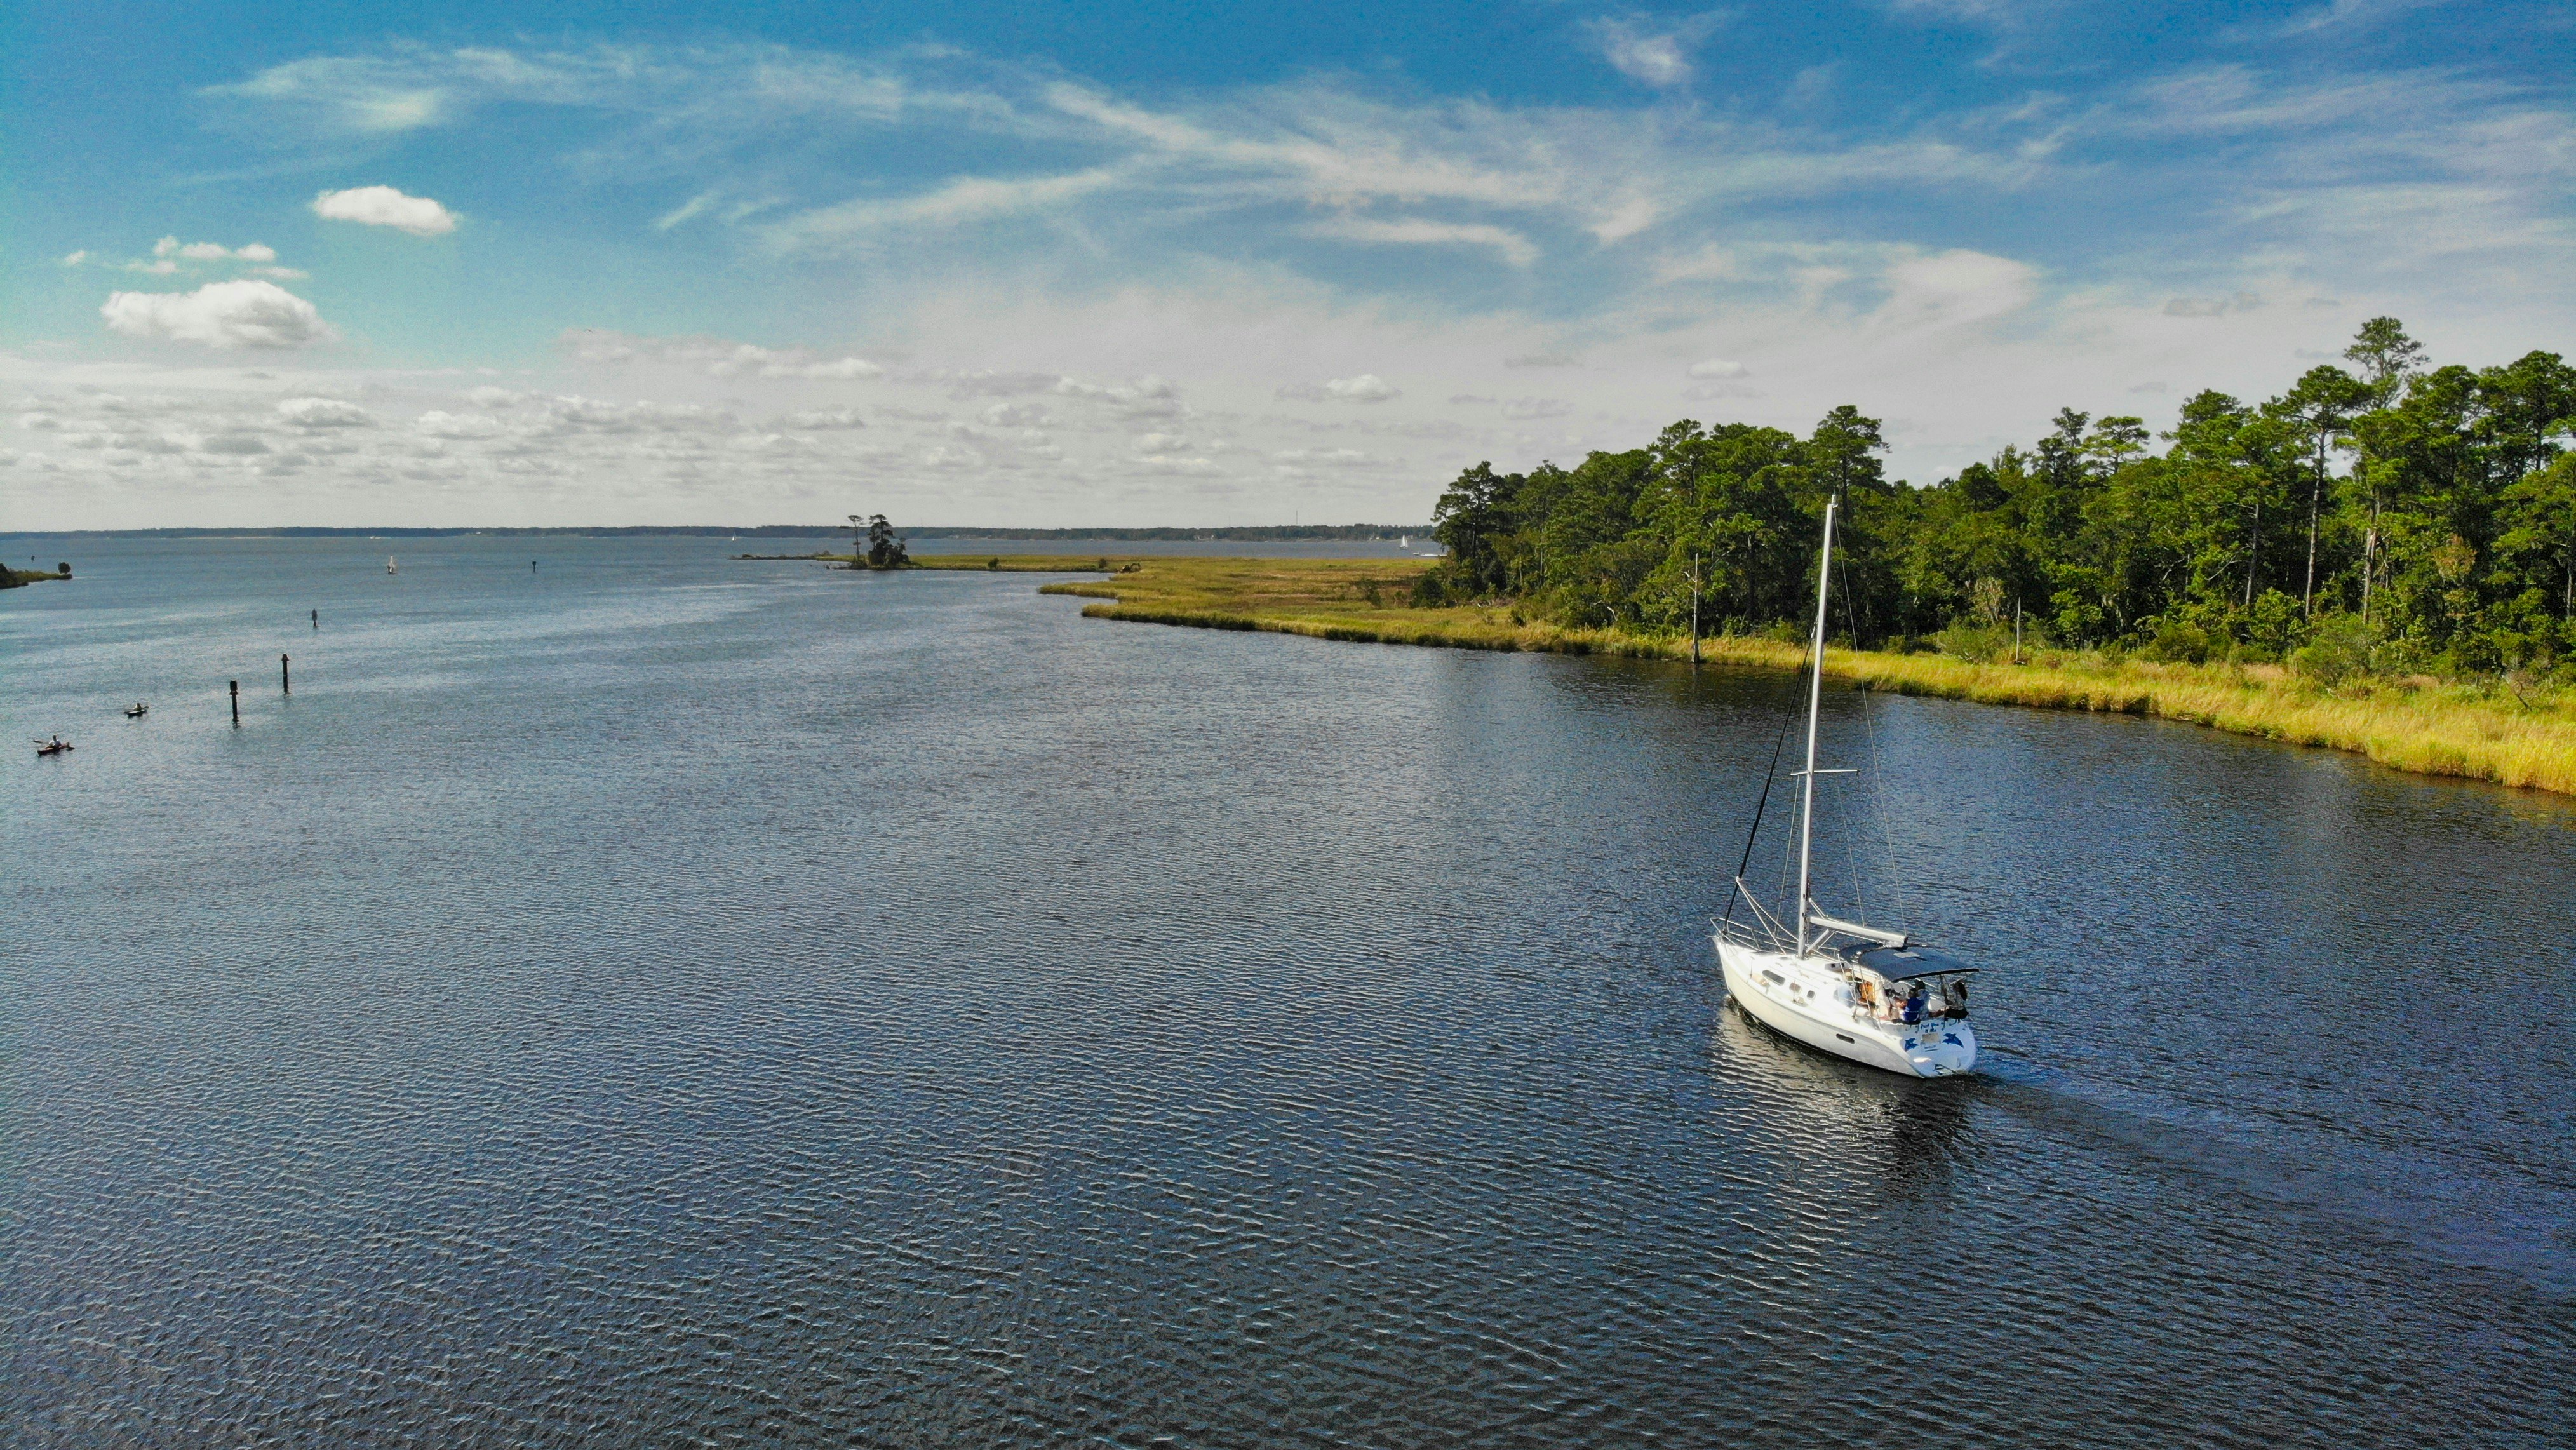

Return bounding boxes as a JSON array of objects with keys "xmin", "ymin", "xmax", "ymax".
[{"xmin": 5, "ymin": 0, "xmax": 2570, "ymax": 527}]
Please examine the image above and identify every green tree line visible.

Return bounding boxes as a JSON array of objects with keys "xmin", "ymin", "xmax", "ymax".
[{"xmin": 1419, "ymin": 319, "xmax": 2576, "ymax": 675}]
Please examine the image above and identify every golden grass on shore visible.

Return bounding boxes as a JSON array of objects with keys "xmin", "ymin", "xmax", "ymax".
[
  {"xmin": 760, "ymin": 553, "xmax": 1131, "ymax": 572},
  {"xmin": 1032, "ymin": 555, "xmax": 2576, "ymax": 797},
  {"xmin": 912, "ymin": 554, "xmax": 1136, "ymax": 573}
]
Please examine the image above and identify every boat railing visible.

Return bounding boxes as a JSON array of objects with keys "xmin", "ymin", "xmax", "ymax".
[{"xmin": 1717, "ymin": 880, "xmax": 1795, "ymax": 952}]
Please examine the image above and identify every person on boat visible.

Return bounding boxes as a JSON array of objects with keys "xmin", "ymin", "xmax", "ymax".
[
  {"xmin": 1855, "ymin": 979, "xmax": 1879, "ymax": 1015},
  {"xmin": 1901, "ymin": 983, "xmax": 1928, "ymax": 1024},
  {"xmin": 1944, "ymin": 979, "xmax": 1969, "ymax": 1019}
]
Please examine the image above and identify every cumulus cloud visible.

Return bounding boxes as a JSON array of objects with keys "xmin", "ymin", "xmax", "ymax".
[
  {"xmin": 1051, "ymin": 374, "xmax": 1180, "ymax": 416},
  {"xmin": 152, "ymin": 236, "xmax": 281, "ymax": 262},
  {"xmin": 1687, "ymin": 358, "xmax": 1750, "ymax": 378},
  {"xmin": 560, "ymin": 328, "xmax": 885, "ymax": 380},
  {"xmin": 312, "ymin": 186, "xmax": 459, "ymax": 236},
  {"xmin": 414, "ymin": 410, "xmax": 505, "ymax": 438},
  {"xmin": 979, "ymin": 401, "xmax": 1053, "ymax": 428},
  {"xmin": 1505, "ymin": 352, "xmax": 1578, "ymax": 368},
  {"xmin": 1278, "ymin": 373, "xmax": 1400, "ymax": 403},
  {"xmin": 1130, "ymin": 432, "xmax": 1192, "ymax": 453},
  {"xmin": 100, "ymin": 280, "xmax": 336, "ymax": 349},
  {"xmin": 779, "ymin": 407, "xmax": 866, "ymax": 429},
  {"xmin": 277, "ymin": 397, "xmax": 374, "ymax": 427},
  {"xmin": 60, "ymin": 251, "xmax": 88, "ymax": 267}
]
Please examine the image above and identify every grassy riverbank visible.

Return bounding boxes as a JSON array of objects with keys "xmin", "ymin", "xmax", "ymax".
[{"xmin": 1038, "ymin": 556, "xmax": 2576, "ymax": 796}]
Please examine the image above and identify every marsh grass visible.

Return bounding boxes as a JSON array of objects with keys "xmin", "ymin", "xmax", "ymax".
[
  {"xmin": 1038, "ymin": 556, "xmax": 2576, "ymax": 796},
  {"xmin": 913, "ymin": 554, "xmax": 1135, "ymax": 573}
]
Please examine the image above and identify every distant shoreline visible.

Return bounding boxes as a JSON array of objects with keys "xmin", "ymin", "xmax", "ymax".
[
  {"xmin": 1041, "ymin": 556, "xmax": 2576, "ymax": 798},
  {"xmin": 3, "ymin": 523, "xmax": 1428, "ymax": 542}
]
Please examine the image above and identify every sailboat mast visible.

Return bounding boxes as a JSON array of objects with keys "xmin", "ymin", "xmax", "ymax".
[{"xmin": 1792, "ymin": 497, "xmax": 1838, "ymax": 958}]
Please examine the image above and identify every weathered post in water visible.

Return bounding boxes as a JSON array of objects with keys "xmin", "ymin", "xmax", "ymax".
[
  {"xmin": 311, "ymin": 608, "xmax": 318, "ymax": 629},
  {"xmin": 230, "ymin": 680, "xmax": 239, "ymax": 727},
  {"xmin": 281, "ymin": 654, "xmax": 292, "ymax": 695}
]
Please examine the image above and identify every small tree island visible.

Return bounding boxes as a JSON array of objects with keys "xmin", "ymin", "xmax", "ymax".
[
  {"xmin": 1, "ymin": 561, "xmax": 72, "ymax": 589},
  {"xmin": 849, "ymin": 513, "xmax": 913, "ymax": 570}
]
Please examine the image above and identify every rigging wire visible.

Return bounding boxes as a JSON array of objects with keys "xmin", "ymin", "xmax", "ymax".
[
  {"xmin": 1835, "ymin": 540, "xmax": 1912, "ymax": 929},
  {"xmin": 1721, "ymin": 705, "xmax": 1799, "ymax": 931}
]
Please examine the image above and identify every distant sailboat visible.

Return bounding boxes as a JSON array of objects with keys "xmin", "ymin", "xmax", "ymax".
[
  {"xmin": 386, "ymin": 555, "xmax": 398, "ymax": 574},
  {"xmin": 1714, "ymin": 496, "xmax": 1981, "ymax": 1078}
]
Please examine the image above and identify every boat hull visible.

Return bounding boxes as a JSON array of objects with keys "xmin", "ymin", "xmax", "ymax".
[{"xmin": 1717, "ymin": 937, "xmax": 1976, "ymax": 1078}]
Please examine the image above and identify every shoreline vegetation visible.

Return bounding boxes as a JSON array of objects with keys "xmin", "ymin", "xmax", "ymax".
[
  {"xmin": 2, "ymin": 563, "xmax": 70, "ymax": 588},
  {"xmin": 13, "ymin": 524, "xmax": 1422, "ymax": 542},
  {"xmin": 1031, "ymin": 555, "xmax": 2576, "ymax": 797},
  {"xmin": 778, "ymin": 552, "xmax": 1144, "ymax": 572}
]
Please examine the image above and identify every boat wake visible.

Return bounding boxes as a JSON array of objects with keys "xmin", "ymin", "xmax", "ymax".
[{"xmin": 1974, "ymin": 1049, "xmax": 2576, "ymax": 1301}]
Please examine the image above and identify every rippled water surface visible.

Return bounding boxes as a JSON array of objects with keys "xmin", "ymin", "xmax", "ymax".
[{"xmin": 6, "ymin": 537, "xmax": 2572, "ymax": 1447}]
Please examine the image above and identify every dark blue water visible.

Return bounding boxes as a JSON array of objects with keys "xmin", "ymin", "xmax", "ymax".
[{"xmin": 5, "ymin": 537, "xmax": 2571, "ymax": 1447}]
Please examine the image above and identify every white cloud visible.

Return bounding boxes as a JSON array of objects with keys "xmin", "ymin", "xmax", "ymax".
[
  {"xmin": 1278, "ymin": 373, "xmax": 1401, "ymax": 403},
  {"xmin": 1587, "ymin": 15, "xmax": 1727, "ymax": 89},
  {"xmin": 277, "ymin": 397, "xmax": 374, "ymax": 427},
  {"xmin": 147, "ymin": 236, "xmax": 279, "ymax": 263},
  {"xmin": 765, "ymin": 168, "xmax": 1125, "ymax": 250},
  {"xmin": 312, "ymin": 186, "xmax": 459, "ymax": 236},
  {"xmin": 780, "ymin": 407, "xmax": 866, "ymax": 429},
  {"xmin": 655, "ymin": 191, "xmax": 718, "ymax": 231},
  {"xmin": 1687, "ymin": 358, "xmax": 1749, "ymax": 378},
  {"xmin": 560, "ymin": 329, "xmax": 886, "ymax": 380},
  {"xmin": 100, "ymin": 281, "xmax": 336, "ymax": 349},
  {"xmin": 1130, "ymin": 432, "xmax": 1191, "ymax": 453},
  {"xmin": 1303, "ymin": 216, "xmax": 1540, "ymax": 267},
  {"xmin": 980, "ymin": 401, "xmax": 1052, "ymax": 427},
  {"xmin": 415, "ymin": 411, "xmax": 504, "ymax": 438},
  {"xmin": 60, "ymin": 251, "xmax": 88, "ymax": 267},
  {"xmin": 1274, "ymin": 447, "xmax": 1371, "ymax": 467}
]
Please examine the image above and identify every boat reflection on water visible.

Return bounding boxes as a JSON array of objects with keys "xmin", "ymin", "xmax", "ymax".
[{"xmin": 1712, "ymin": 998, "xmax": 1977, "ymax": 1202}]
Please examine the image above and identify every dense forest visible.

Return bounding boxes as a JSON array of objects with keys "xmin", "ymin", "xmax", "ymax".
[{"xmin": 1419, "ymin": 319, "xmax": 2576, "ymax": 677}]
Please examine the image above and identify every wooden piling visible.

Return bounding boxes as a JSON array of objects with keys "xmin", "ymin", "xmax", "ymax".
[
  {"xmin": 281, "ymin": 654, "xmax": 292, "ymax": 695},
  {"xmin": 230, "ymin": 680, "xmax": 239, "ymax": 726}
]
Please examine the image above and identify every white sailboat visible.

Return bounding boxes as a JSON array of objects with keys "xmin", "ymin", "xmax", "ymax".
[
  {"xmin": 386, "ymin": 555, "xmax": 398, "ymax": 574},
  {"xmin": 1714, "ymin": 496, "xmax": 1980, "ymax": 1078}
]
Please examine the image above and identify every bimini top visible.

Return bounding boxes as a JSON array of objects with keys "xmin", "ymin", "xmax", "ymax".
[{"xmin": 1856, "ymin": 944, "xmax": 1981, "ymax": 983}]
